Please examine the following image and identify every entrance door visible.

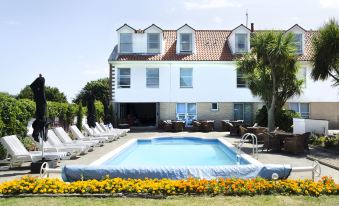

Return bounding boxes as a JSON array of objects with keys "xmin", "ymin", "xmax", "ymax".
[
  {"xmin": 233, "ymin": 103, "xmax": 253, "ymax": 124},
  {"xmin": 176, "ymin": 103, "xmax": 197, "ymax": 126}
]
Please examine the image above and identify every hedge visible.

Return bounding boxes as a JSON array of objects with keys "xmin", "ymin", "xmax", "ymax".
[{"xmin": 0, "ymin": 176, "xmax": 338, "ymax": 197}]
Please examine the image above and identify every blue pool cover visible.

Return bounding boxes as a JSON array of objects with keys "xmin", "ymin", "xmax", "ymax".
[{"xmin": 62, "ymin": 164, "xmax": 292, "ymax": 182}]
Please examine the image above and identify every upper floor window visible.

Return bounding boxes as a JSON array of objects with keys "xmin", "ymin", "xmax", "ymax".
[
  {"xmin": 117, "ymin": 68, "xmax": 131, "ymax": 88},
  {"xmin": 120, "ymin": 33, "xmax": 133, "ymax": 53},
  {"xmin": 235, "ymin": 33, "xmax": 248, "ymax": 53},
  {"xmin": 180, "ymin": 68, "xmax": 193, "ymax": 88},
  {"xmin": 298, "ymin": 67, "xmax": 307, "ymax": 88},
  {"xmin": 289, "ymin": 102, "xmax": 310, "ymax": 119},
  {"xmin": 147, "ymin": 33, "xmax": 160, "ymax": 53},
  {"xmin": 146, "ymin": 68, "xmax": 159, "ymax": 88},
  {"xmin": 236, "ymin": 70, "xmax": 247, "ymax": 88},
  {"xmin": 293, "ymin": 33, "xmax": 303, "ymax": 54},
  {"xmin": 180, "ymin": 33, "xmax": 192, "ymax": 53}
]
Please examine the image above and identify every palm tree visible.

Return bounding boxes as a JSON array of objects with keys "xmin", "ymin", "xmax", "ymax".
[
  {"xmin": 311, "ymin": 18, "xmax": 339, "ymax": 84},
  {"xmin": 237, "ymin": 31, "xmax": 302, "ymax": 131}
]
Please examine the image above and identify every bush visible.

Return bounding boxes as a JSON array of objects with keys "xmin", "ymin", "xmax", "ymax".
[{"xmin": 255, "ymin": 106, "xmax": 300, "ymax": 132}]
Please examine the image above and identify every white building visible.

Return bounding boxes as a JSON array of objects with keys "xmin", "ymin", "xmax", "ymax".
[{"xmin": 108, "ymin": 23, "xmax": 339, "ymax": 129}]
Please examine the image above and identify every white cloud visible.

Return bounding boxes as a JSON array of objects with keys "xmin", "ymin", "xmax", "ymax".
[
  {"xmin": 213, "ymin": 16, "xmax": 224, "ymax": 24},
  {"xmin": 184, "ymin": 0, "xmax": 241, "ymax": 10},
  {"xmin": 82, "ymin": 67, "xmax": 108, "ymax": 77},
  {"xmin": 319, "ymin": 0, "xmax": 339, "ymax": 8}
]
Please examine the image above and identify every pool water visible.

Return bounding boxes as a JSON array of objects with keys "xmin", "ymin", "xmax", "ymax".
[{"xmin": 102, "ymin": 137, "xmax": 248, "ymax": 166}]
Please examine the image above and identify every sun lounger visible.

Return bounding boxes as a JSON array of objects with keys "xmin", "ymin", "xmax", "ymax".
[
  {"xmin": 0, "ymin": 135, "xmax": 69, "ymax": 168},
  {"xmin": 83, "ymin": 124, "xmax": 118, "ymax": 140},
  {"xmin": 54, "ymin": 127, "xmax": 103, "ymax": 148},
  {"xmin": 107, "ymin": 123, "xmax": 129, "ymax": 135},
  {"xmin": 47, "ymin": 130, "xmax": 90, "ymax": 154},
  {"xmin": 70, "ymin": 125, "xmax": 112, "ymax": 143}
]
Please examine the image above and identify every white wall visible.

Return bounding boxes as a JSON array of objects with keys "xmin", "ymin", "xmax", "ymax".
[{"xmin": 111, "ymin": 61, "xmax": 339, "ymax": 103}]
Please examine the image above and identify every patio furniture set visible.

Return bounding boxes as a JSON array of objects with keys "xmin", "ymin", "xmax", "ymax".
[{"xmin": 159, "ymin": 120, "xmax": 215, "ymax": 132}]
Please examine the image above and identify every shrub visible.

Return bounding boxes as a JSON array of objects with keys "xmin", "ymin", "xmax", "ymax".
[{"xmin": 255, "ymin": 106, "xmax": 300, "ymax": 132}]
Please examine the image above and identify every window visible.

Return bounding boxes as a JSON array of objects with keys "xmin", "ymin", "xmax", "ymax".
[
  {"xmin": 211, "ymin": 103, "xmax": 218, "ymax": 111},
  {"xmin": 237, "ymin": 70, "xmax": 247, "ymax": 88},
  {"xmin": 289, "ymin": 103, "xmax": 310, "ymax": 119},
  {"xmin": 147, "ymin": 33, "xmax": 160, "ymax": 53},
  {"xmin": 180, "ymin": 33, "xmax": 192, "ymax": 52},
  {"xmin": 180, "ymin": 68, "xmax": 193, "ymax": 88},
  {"xmin": 176, "ymin": 103, "xmax": 197, "ymax": 126},
  {"xmin": 235, "ymin": 33, "xmax": 248, "ymax": 53},
  {"xmin": 234, "ymin": 103, "xmax": 253, "ymax": 123},
  {"xmin": 293, "ymin": 33, "xmax": 303, "ymax": 54},
  {"xmin": 298, "ymin": 67, "xmax": 307, "ymax": 88},
  {"xmin": 146, "ymin": 68, "xmax": 159, "ymax": 88},
  {"xmin": 120, "ymin": 33, "xmax": 133, "ymax": 53},
  {"xmin": 117, "ymin": 68, "xmax": 131, "ymax": 88}
]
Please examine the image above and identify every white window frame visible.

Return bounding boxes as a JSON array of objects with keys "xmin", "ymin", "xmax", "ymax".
[
  {"xmin": 211, "ymin": 103, "xmax": 219, "ymax": 111},
  {"xmin": 293, "ymin": 33, "xmax": 303, "ymax": 54},
  {"xmin": 120, "ymin": 33, "xmax": 133, "ymax": 53},
  {"xmin": 147, "ymin": 33, "xmax": 160, "ymax": 53},
  {"xmin": 176, "ymin": 103, "xmax": 197, "ymax": 127},
  {"xmin": 180, "ymin": 33, "xmax": 193, "ymax": 53},
  {"xmin": 236, "ymin": 70, "xmax": 247, "ymax": 88},
  {"xmin": 235, "ymin": 33, "xmax": 248, "ymax": 53},
  {"xmin": 289, "ymin": 102, "xmax": 310, "ymax": 119},
  {"xmin": 146, "ymin": 68, "xmax": 159, "ymax": 88},
  {"xmin": 117, "ymin": 68, "xmax": 131, "ymax": 88},
  {"xmin": 180, "ymin": 68, "xmax": 193, "ymax": 88}
]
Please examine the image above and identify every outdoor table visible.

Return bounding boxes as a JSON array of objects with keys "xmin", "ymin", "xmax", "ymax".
[
  {"xmin": 269, "ymin": 131, "xmax": 294, "ymax": 151},
  {"xmin": 247, "ymin": 127, "xmax": 268, "ymax": 135}
]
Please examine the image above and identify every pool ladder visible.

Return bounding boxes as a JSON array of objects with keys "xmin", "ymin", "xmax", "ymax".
[{"xmin": 236, "ymin": 133, "xmax": 258, "ymax": 164}]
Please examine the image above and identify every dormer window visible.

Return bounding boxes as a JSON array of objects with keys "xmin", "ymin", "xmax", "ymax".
[
  {"xmin": 293, "ymin": 33, "xmax": 303, "ymax": 54},
  {"xmin": 147, "ymin": 33, "xmax": 160, "ymax": 53},
  {"xmin": 120, "ymin": 33, "xmax": 133, "ymax": 53},
  {"xmin": 235, "ymin": 33, "xmax": 248, "ymax": 53},
  {"xmin": 180, "ymin": 33, "xmax": 192, "ymax": 53}
]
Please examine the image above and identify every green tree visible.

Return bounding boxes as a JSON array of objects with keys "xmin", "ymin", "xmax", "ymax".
[
  {"xmin": 76, "ymin": 103, "xmax": 83, "ymax": 130},
  {"xmin": 311, "ymin": 18, "xmax": 339, "ymax": 84},
  {"xmin": 236, "ymin": 31, "xmax": 303, "ymax": 131},
  {"xmin": 17, "ymin": 85, "xmax": 67, "ymax": 103},
  {"xmin": 73, "ymin": 78, "xmax": 111, "ymax": 124}
]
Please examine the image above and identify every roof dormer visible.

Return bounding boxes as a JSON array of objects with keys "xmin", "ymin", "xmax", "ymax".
[
  {"xmin": 144, "ymin": 24, "xmax": 163, "ymax": 54},
  {"xmin": 176, "ymin": 24, "xmax": 196, "ymax": 54},
  {"xmin": 117, "ymin": 24, "xmax": 135, "ymax": 54},
  {"xmin": 228, "ymin": 24, "xmax": 251, "ymax": 54},
  {"xmin": 286, "ymin": 24, "xmax": 306, "ymax": 55}
]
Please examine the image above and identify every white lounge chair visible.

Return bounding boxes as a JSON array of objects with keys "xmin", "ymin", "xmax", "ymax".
[
  {"xmin": 47, "ymin": 130, "xmax": 90, "ymax": 154},
  {"xmin": 54, "ymin": 127, "xmax": 103, "ymax": 148},
  {"xmin": 95, "ymin": 122, "xmax": 124, "ymax": 137},
  {"xmin": 107, "ymin": 123, "xmax": 129, "ymax": 136},
  {"xmin": 70, "ymin": 125, "xmax": 112, "ymax": 143},
  {"xmin": 0, "ymin": 135, "xmax": 69, "ymax": 168},
  {"xmin": 83, "ymin": 123, "xmax": 118, "ymax": 140}
]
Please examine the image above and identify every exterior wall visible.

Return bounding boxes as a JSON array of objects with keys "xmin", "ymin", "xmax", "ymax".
[{"xmin": 310, "ymin": 102, "xmax": 339, "ymax": 129}]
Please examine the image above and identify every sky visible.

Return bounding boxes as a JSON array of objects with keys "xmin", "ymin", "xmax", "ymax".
[{"xmin": 0, "ymin": 0, "xmax": 338, "ymax": 102}]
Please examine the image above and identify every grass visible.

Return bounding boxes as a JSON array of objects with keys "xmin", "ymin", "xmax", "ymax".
[{"xmin": 0, "ymin": 195, "xmax": 338, "ymax": 206}]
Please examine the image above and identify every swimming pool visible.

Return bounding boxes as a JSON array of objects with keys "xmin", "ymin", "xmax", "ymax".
[
  {"xmin": 62, "ymin": 137, "xmax": 292, "ymax": 181},
  {"xmin": 100, "ymin": 138, "xmax": 249, "ymax": 166}
]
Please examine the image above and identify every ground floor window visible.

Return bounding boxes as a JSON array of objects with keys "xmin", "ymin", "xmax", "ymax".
[
  {"xmin": 176, "ymin": 103, "xmax": 197, "ymax": 126},
  {"xmin": 211, "ymin": 103, "xmax": 218, "ymax": 111},
  {"xmin": 289, "ymin": 103, "xmax": 310, "ymax": 119},
  {"xmin": 233, "ymin": 103, "xmax": 253, "ymax": 123}
]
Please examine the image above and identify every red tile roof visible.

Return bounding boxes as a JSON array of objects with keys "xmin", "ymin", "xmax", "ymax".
[{"xmin": 115, "ymin": 30, "xmax": 316, "ymax": 62}]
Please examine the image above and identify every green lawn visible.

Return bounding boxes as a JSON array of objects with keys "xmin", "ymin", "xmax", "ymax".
[{"xmin": 0, "ymin": 196, "xmax": 338, "ymax": 206}]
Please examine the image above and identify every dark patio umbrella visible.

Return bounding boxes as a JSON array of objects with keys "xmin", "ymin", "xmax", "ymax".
[
  {"xmin": 86, "ymin": 92, "xmax": 96, "ymax": 128},
  {"xmin": 30, "ymin": 74, "xmax": 48, "ymax": 142}
]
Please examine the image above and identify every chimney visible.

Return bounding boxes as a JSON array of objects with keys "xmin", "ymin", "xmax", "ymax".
[{"xmin": 251, "ymin": 23, "xmax": 254, "ymax": 32}]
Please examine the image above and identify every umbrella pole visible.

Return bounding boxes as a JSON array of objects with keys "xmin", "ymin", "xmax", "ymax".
[{"xmin": 41, "ymin": 131, "xmax": 44, "ymax": 160}]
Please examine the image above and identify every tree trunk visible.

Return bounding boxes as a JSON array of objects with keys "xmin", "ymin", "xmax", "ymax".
[{"xmin": 268, "ymin": 70, "xmax": 276, "ymax": 132}]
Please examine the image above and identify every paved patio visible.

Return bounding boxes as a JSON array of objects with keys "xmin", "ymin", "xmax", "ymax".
[{"xmin": 1, "ymin": 131, "xmax": 338, "ymax": 183}]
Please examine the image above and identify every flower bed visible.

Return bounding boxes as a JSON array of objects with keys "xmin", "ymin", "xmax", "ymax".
[{"xmin": 0, "ymin": 176, "xmax": 338, "ymax": 197}]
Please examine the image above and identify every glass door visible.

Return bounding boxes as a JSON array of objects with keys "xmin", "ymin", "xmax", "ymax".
[{"xmin": 176, "ymin": 103, "xmax": 197, "ymax": 126}]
